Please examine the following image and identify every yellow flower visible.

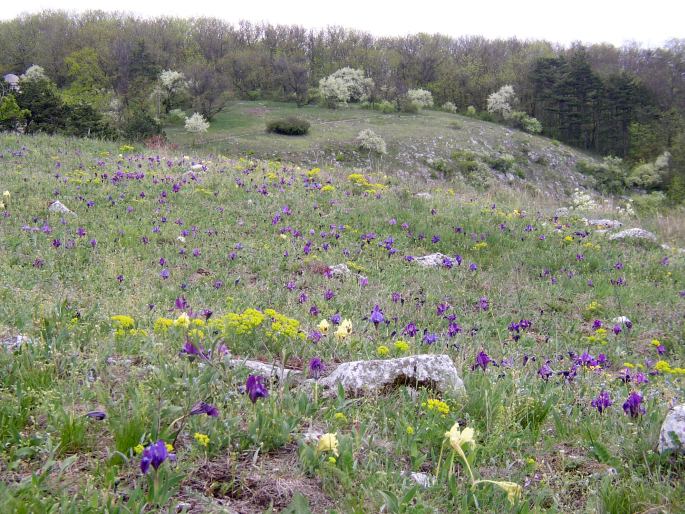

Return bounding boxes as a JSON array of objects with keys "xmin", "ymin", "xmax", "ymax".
[
  {"xmin": 376, "ymin": 345, "xmax": 390, "ymax": 357},
  {"xmin": 133, "ymin": 444, "xmax": 145, "ymax": 455},
  {"xmin": 394, "ymin": 340, "xmax": 410, "ymax": 353},
  {"xmin": 194, "ymin": 432, "xmax": 210, "ymax": 447},
  {"xmin": 328, "ymin": 456, "xmax": 337, "ymax": 464},
  {"xmin": 335, "ymin": 319, "xmax": 353, "ymax": 340},
  {"xmin": 563, "ymin": 235, "xmax": 574, "ymax": 242},
  {"xmin": 651, "ymin": 339, "xmax": 661, "ymax": 347},
  {"xmin": 406, "ymin": 426, "xmax": 415, "ymax": 436},
  {"xmin": 334, "ymin": 412, "xmax": 348, "ymax": 424},
  {"xmin": 317, "ymin": 433, "xmax": 339, "ymax": 457},
  {"xmin": 655, "ymin": 360, "xmax": 672, "ymax": 373},
  {"xmin": 424, "ymin": 398, "xmax": 450, "ymax": 416},
  {"xmin": 165, "ymin": 443, "xmax": 174, "ymax": 452},
  {"xmin": 111, "ymin": 315, "xmax": 135, "ymax": 329},
  {"xmin": 318, "ymin": 319, "xmax": 330, "ymax": 334},
  {"xmin": 173, "ymin": 312, "xmax": 190, "ymax": 328},
  {"xmin": 154, "ymin": 317, "xmax": 174, "ymax": 333},
  {"xmin": 444, "ymin": 423, "xmax": 476, "ymax": 452},
  {"xmin": 321, "ymin": 185, "xmax": 335, "ymax": 192},
  {"xmin": 2, "ymin": 191, "xmax": 9, "ymax": 199}
]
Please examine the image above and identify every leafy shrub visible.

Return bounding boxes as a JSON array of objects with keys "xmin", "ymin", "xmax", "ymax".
[
  {"xmin": 576, "ymin": 156, "xmax": 628, "ymax": 194},
  {"xmin": 487, "ymin": 153, "xmax": 516, "ymax": 172},
  {"xmin": 626, "ymin": 152, "xmax": 670, "ymax": 189},
  {"xmin": 377, "ymin": 100, "xmax": 396, "ymax": 114},
  {"xmin": 165, "ymin": 109, "xmax": 186, "ymax": 124},
  {"xmin": 630, "ymin": 191, "xmax": 667, "ymax": 214},
  {"xmin": 266, "ymin": 117, "xmax": 310, "ymax": 136},
  {"xmin": 510, "ymin": 111, "xmax": 542, "ymax": 134},
  {"xmin": 121, "ymin": 110, "xmax": 162, "ymax": 141},
  {"xmin": 465, "ymin": 105, "xmax": 477, "ymax": 117},
  {"xmin": 398, "ymin": 98, "xmax": 419, "ymax": 114}
]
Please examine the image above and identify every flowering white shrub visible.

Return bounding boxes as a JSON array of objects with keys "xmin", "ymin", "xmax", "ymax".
[
  {"xmin": 406, "ymin": 89, "xmax": 434, "ymax": 109},
  {"xmin": 487, "ymin": 85, "xmax": 516, "ymax": 119},
  {"xmin": 319, "ymin": 67, "xmax": 373, "ymax": 108},
  {"xmin": 570, "ymin": 188, "xmax": 597, "ymax": 211},
  {"xmin": 442, "ymin": 101, "xmax": 457, "ymax": 113},
  {"xmin": 185, "ymin": 112, "xmax": 209, "ymax": 134},
  {"xmin": 159, "ymin": 70, "xmax": 186, "ymax": 92},
  {"xmin": 21, "ymin": 65, "xmax": 47, "ymax": 81},
  {"xmin": 357, "ymin": 129, "xmax": 387, "ymax": 155}
]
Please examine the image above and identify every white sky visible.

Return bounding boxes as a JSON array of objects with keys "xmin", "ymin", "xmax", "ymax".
[{"xmin": 2, "ymin": 0, "xmax": 683, "ymax": 48}]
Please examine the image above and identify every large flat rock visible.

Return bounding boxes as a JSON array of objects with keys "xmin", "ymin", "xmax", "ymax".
[{"xmin": 310, "ymin": 354, "xmax": 464, "ymax": 397}]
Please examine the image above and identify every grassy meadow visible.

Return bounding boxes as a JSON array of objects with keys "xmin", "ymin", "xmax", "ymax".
[{"xmin": 0, "ymin": 129, "xmax": 684, "ymax": 513}]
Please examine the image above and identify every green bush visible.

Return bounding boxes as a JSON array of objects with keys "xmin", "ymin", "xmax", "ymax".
[
  {"xmin": 576, "ymin": 156, "xmax": 628, "ymax": 194},
  {"xmin": 377, "ymin": 100, "xmax": 396, "ymax": 114},
  {"xmin": 486, "ymin": 153, "xmax": 516, "ymax": 172},
  {"xmin": 510, "ymin": 111, "xmax": 543, "ymax": 134},
  {"xmin": 121, "ymin": 110, "xmax": 162, "ymax": 141},
  {"xmin": 266, "ymin": 117, "xmax": 310, "ymax": 136},
  {"xmin": 398, "ymin": 98, "xmax": 418, "ymax": 114}
]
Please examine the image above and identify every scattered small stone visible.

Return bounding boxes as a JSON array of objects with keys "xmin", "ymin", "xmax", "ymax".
[
  {"xmin": 415, "ymin": 192, "xmax": 432, "ymax": 199},
  {"xmin": 554, "ymin": 207, "xmax": 569, "ymax": 218},
  {"xmin": 505, "ymin": 172, "xmax": 516, "ymax": 182},
  {"xmin": 307, "ymin": 354, "xmax": 465, "ymax": 397},
  {"xmin": 1, "ymin": 334, "xmax": 33, "ymax": 351},
  {"xmin": 659, "ymin": 404, "xmax": 685, "ymax": 454},
  {"xmin": 328, "ymin": 263, "xmax": 352, "ymax": 277},
  {"xmin": 48, "ymin": 200, "xmax": 76, "ymax": 215},
  {"xmin": 404, "ymin": 471, "xmax": 436, "ymax": 488},
  {"xmin": 608, "ymin": 228, "xmax": 657, "ymax": 243},
  {"xmin": 414, "ymin": 253, "xmax": 450, "ymax": 268},
  {"xmin": 229, "ymin": 359, "xmax": 301, "ymax": 382},
  {"xmin": 586, "ymin": 219, "xmax": 623, "ymax": 229}
]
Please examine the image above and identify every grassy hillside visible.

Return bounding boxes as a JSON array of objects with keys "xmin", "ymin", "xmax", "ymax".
[
  {"xmin": 165, "ymin": 102, "xmax": 598, "ymax": 199},
  {"xmin": 0, "ymin": 133, "xmax": 684, "ymax": 513}
]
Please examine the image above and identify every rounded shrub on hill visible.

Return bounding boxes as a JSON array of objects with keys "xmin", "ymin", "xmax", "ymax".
[{"xmin": 266, "ymin": 117, "xmax": 310, "ymax": 136}]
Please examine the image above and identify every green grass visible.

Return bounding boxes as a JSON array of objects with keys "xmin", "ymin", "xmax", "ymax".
[{"xmin": 0, "ymin": 132, "xmax": 683, "ymax": 513}]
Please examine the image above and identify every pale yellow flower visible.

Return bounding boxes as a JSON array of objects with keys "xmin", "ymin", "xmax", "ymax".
[
  {"xmin": 445, "ymin": 423, "xmax": 476, "ymax": 451},
  {"xmin": 335, "ymin": 319, "xmax": 352, "ymax": 340},
  {"xmin": 493, "ymin": 481, "xmax": 522, "ymax": 504},
  {"xmin": 317, "ymin": 433, "xmax": 339, "ymax": 457},
  {"xmin": 318, "ymin": 319, "xmax": 330, "ymax": 334}
]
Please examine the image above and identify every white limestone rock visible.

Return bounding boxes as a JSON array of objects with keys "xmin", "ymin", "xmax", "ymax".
[
  {"xmin": 48, "ymin": 200, "xmax": 75, "ymax": 215},
  {"xmin": 414, "ymin": 253, "xmax": 450, "ymax": 268},
  {"xmin": 608, "ymin": 228, "xmax": 657, "ymax": 243},
  {"xmin": 310, "ymin": 354, "xmax": 465, "ymax": 398},
  {"xmin": 659, "ymin": 404, "xmax": 685, "ymax": 453}
]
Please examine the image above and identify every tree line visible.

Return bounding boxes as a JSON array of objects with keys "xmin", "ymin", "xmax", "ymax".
[{"xmin": 0, "ymin": 11, "xmax": 683, "ymax": 185}]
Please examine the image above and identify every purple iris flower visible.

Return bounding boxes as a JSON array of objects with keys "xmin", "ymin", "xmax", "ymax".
[
  {"xmin": 370, "ymin": 305, "xmax": 385, "ymax": 326},
  {"xmin": 85, "ymin": 410, "xmax": 106, "ymax": 420},
  {"xmin": 189, "ymin": 401, "xmax": 219, "ymax": 417},
  {"xmin": 447, "ymin": 322, "xmax": 462, "ymax": 337},
  {"xmin": 422, "ymin": 331, "xmax": 437, "ymax": 344},
  {"xmin": 473, "ymin": 351, "xmax": 492, "ymax": 371},
  {"xmin": 622, "ymin": 391, "xmax": 645, "ymax": 418},
  {"xmin": 181, "ymin": 340, "xmax": 207, "ymax": 359},
  {"xmin": 478, "ymin": 297, "xmax": 489, "ymax": 311},
  {"xmin": 538, "ymin": 363, "xmax": 553, "ymax": 381},
  {"xmin": 140, "ymin": 440, "xmax": 175, "ymax": 474},
  {"xmin": 591, "ymin": 390, "xmax": 613, "ymax": 413},
  {"xmin": 330, "ymin": 313, "xmax": 341, "ymax": 325},
  {"xmin": 592, "ymin": 319, "xmax": 602, "ymax": 330},
  {"xmin": 246, "ymin": 375, "xmax": 269, "ymax": 404},
  {"xmin": 403, "ymin": 322, "xmax": 418, "ymax": 337},
  {"xmin": 308, "ymin": 358, "xmax": 325, "ymax": 379}
]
